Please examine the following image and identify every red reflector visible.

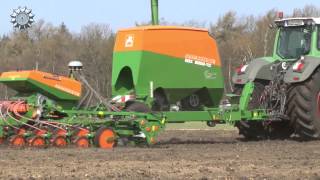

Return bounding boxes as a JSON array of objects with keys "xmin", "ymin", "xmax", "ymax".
[
  {"xmin": 236, "ymin": 79, "xmax": 242, "ymax": 83},
  {"xmin": 296, "ymin": 63, "xmax": 304, "ymax": 72},
  {"xmin": 236, "ymin": 66, "xmax": 243, "ymax": 74},
  {"xmin": 277, "ymin": 12, "xmax": 284, "ymax": 19},
  {"xmin": 292, "ymin": 62, "xmax": 304, "ymax": 72},
  {"xmin": 293, "ymin": 77, "xmax": 300, "ymax": 81}
]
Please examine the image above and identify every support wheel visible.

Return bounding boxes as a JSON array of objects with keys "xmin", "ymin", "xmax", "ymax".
[
  {"xmin": 72, "ymin": 128, "xmax": 89, "ymax": 141},
  {"xmin": 74, "ymin": 136, "xmax": 90, "ymax": 148},
  {"xmin": 28, "ymin": 136, "xmax": 46, "ymax": 148},
  {"xmin": 94, "ymin": 127, "xmax": 116, "ymax": 149},
  {"xmin": 73, "ymin": 128, "xmax": 89, "ymax": 137},
  {"xmin": 0, "ymin": 137, "xmax": 5, "ymax": 145},
  {"xmin": 9, "ymin": 135, "xmax": 26, "ymax": 147},
  {"xmin": 51, "ymin": 136, "xmax": 67, "ymax": 147},
  {"xmin": 15, "ymin": 127, "xmax": 27, "ymax": 135},
  {"xmin": 54, "ymin": 129, "xmax": 67, "ymax": 137},
  {"xmin": 288, "ymin": 68, "xmax": 320, "ymax": 139}
]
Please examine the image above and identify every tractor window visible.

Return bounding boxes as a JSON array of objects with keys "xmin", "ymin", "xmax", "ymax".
[{"xmin": 277, "ymin": 26, "xmax": 312, "ymax": 59}]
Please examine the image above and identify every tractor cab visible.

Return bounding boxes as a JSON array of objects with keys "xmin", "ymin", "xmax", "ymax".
[
  {"xmin": 232, "ymin": 16, "xmax": 320, "ymax": 85},
  {"xmin": 273, "ymin": 17, "xmax": 320, "ymax": 60}
]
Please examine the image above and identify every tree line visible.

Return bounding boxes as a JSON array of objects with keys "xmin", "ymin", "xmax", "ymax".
[{"xmin": 0, "ymin": 5, "xmax": 319, "ymax": 98}]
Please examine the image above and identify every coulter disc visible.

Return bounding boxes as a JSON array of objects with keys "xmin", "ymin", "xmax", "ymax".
[
  {"xmin": 51, "ymin": 136, "xmax": 67, "ymax": 147},
  {"xmin": 28, "ymin": 136, "xmax": 46, "ymax": 148},
  {"xmin": 74, "ymin": 128, "xmax": 89, "ymax": 137},
  {"xmin": 74, "ymin": 136, "xmax": 90, "ymax": 148},
  {"xmin": 54, "ymin": 129, "xmax": 68, "ymax": 137},
  {"xmin": 9, "ymin": 135, "xmax": 26, "ymax": 147},
  {"xmin": 0, "ymin": 137, "xmax": 5, "ymax": 144}
]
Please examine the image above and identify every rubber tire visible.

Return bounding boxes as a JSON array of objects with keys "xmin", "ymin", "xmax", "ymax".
[
  {"xmin": 125, "ymin": 102, "xmax": 151, "ymax": 113},
  {"xmin": 234, "ymin": 82, "xmax": 268, "ymax": 140},
  {"xmin": 288, "ymin": 68, "xmax": 320, "ymax": 139}
]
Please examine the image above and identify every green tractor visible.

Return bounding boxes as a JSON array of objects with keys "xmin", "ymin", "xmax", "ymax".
[{"xmin": 232, "ymin": 16, "xmax": 320, "ymax": 139}]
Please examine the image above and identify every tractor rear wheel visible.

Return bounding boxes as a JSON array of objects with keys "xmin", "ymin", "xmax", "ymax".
[
  {"xmin": 234, "ymin": 82, "xmax": 267, "ymax": 139},
  {"xmin": 288, "ymin": 68, "xmax": 320, "ymax": 139}
]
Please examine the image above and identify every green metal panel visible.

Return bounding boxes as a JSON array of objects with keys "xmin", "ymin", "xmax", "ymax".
[
  {"xmin": 112, "ymin": 51, "xmax": 224, "ymax": 106},
  {"xmin": 232, "ymin": 57, "xmax": 276, "ymax": 84},
  {"xmin": 239, "ymin": 82, "xmax": 254, "ymax": 111}
]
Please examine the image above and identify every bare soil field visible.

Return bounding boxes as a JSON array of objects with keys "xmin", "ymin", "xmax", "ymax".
[{"xmin": 1, "ymin": 130, "xmax": 320, "ymax": 180}]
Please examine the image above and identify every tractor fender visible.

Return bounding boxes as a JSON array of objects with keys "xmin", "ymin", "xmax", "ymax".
[
  {"xmin": 284, "ymin": 56, "xmax": 320, "ymax": 83},
  {"xmin": 232, "ymin": 57, "xmax": 274, "ymax": 85}
]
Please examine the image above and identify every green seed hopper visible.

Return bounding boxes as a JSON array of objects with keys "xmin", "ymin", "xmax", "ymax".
[{"xmin": 112, "ymin": 25, "xmax": 224, "ymax": 110}]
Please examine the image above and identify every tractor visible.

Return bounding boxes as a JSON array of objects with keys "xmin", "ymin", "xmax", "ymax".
[{"xmin": 232, "ymin": 15, "xmax": 320, "ymax": 139}]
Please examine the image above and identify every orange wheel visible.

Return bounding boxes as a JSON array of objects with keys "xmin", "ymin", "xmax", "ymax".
[
  {"xmin": 74, "ymin": 128, "xmax": 89, "ymax": 137},
  {"xmin": 55, "ymin": 129, "xmax": 67, "ymax": 137},
  {"xmin": 0, "ymin": 137, "xmax": 5, "ymax": 144},
  {"xmin": 16, "ymin": 128, "xmax": 27, "ymax": 135},
  {"xmin": 9, "ymin": 135, "xmax": 26, "ymax": 147},
  {"xmin": 94, "ymin": 127, "xmax": 116, "ymax": 149},
  {"xmin": 34, "ymin": 129, "xmax": 47, "ymax": 136},
  {"xmin": 51, "ymin": 136, "xmax": 67, "ymax": 147},
  {"xmin": 74, "ymin": 137, "xmax": 90, "ymax": 148},
  {"xmin": 28, "ymin": 136, "xmax": 46, "ymax": 148}
]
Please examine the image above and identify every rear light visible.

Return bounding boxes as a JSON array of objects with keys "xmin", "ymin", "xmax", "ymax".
[
  {"xmin": 292, "ymin": 61, "xmax": 305, "ymax": 72},
  {"xmin": 236, "ymin": 64, "xmax": 248, "ymax": 75}
]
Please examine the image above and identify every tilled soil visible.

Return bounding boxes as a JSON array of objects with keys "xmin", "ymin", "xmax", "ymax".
[{"xmin": 0, "ymin": 130, "xmax": 320, "ymax": 180}]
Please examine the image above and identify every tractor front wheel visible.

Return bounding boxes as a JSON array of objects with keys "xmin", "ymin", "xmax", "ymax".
[{"xmin": 234, "ymin": 82, "xmax": 267, "ymax": 139}]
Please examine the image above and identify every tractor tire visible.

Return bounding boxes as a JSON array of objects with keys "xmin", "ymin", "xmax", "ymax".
[
  {"xmin": 234, "ymin": 82, "xmax": 268, "ymax": 139},
  {"xmin": 125, "ymin": 101, "xmax": 151, "ymax": 113},
  {"xmin": 288, "ymin": 68, "xmax": 320, "ymax": 139}
]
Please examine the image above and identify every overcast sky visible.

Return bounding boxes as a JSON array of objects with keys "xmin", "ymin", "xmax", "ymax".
[{"xmin": 0, "ymin": 0, "xmax": 319, "ymax": 35}]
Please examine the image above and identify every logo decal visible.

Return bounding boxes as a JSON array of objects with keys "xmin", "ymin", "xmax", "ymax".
[
  {"xmin": 125, "ymin": 35, "xmax": 134, "ymax": 47},
  {"xmin": 184, "ymin": 54, "xmax": 215, "ymax": 67},
  {"xmin": 204, "ymin": 70, "xmax": 216, "ymax": 79}
]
